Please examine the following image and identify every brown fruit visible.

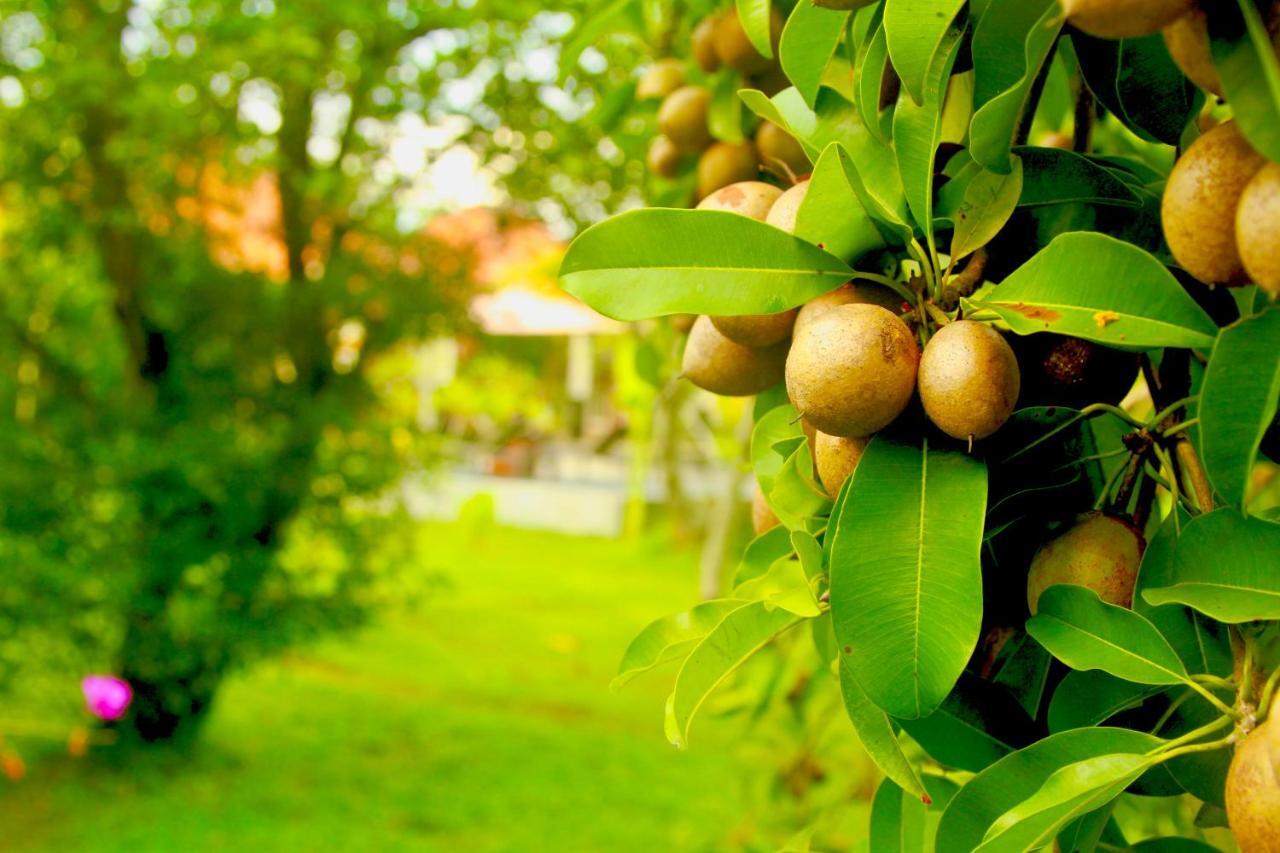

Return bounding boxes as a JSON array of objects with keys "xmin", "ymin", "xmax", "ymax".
[
  {"xmin": 752, "ymin": 483, "xmax": 780, "ymax": 534},
  {"xmin": 647, "ymin": 135, "xmax": 684, "ymax": 179},
  {"xmin": 814, "ymin": 431, "xmax": 868, "ymax": 499},
  {"xmin": 692, "ymin": 15, "xmax": 722, "ymax": 74},
  {"xmin": 1036, "ymin": 130, "xmax": 1073, "ymax": 150},
  {"xmin": 793, "ymin": 283, "xmax": 903, "ymax": 338},
  {"xmin": 785, "ymin": 304, "xmax": 920, "ymax": 438},
  {"xmin": 1026, "ymin": 513, "xmax": 1144, "ymax": 614},
  {"xmin": 1060, "ymin": 0, "xmax": 1193, "ymax": 39},
  {"xmin": 682, "ymin": 315, "xmax": 788, "ymax": 396},
  {"xmin": 698, "ymin": 181, "xmax": 796, "ymax": 346},
  {"xmin": 697, "ymin": 141, "xmax": 760, "ymax": 200},
  {"xmin": 637, "ymin": 59, "xmax": 687, "ymax": 100},
  {"xmin": 918, "ymin": 321, "xmax": 1021, "ymax": 441},
  {"xmin": 751, "ymin": 65, "xmax": 791, "ymax": 97},
  {"xmin": 713, "ymin": 6, "xmax": 783, "ymax": 75},
  {"xmin": 765, "ymin": 180, "xmax": 808, "ymax": 234},
  {"xmin": 1014, "ymin": 334, "xmax": 1139, "ymax": 410},
  {"xmin": 756, "ymin": 121, "xmax": 809, "ymax": 179},
  {"xmin": 1162, "ymin": 121, "xmax": 1266, "ymax": 285},
  {"xmin": 658, "ymin": 86, "xmax": 713, "ymax": 153},
  {"xmin": 1163, "ymin": 9, "xmax": 1221, "ymax": 96},
  {"xmin": 1226, "ymin": 712, "xmax": 1280, "ymax": 851},
  {"xmin": 1237, "ymin": 162, "xmax": 1280, "ymax": 298}
]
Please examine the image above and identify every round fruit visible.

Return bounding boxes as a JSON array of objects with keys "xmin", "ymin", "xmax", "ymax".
[
  {"xmin": 918, "ymin": 321, "xmax": 1021, "ymax": 441},
  {"xmin": 697, "ymin": 141, "xmax": 759, "ymax": 200},
  {"xmin": 692, "ymin": 15, "xmax": 722, "ymax": 73},
  {"xmin": 1026, "ymin": 513, "xmax": 1144, "ymax": 613},
  {"xmin": 1163, "ymin": 9, "xmax": 1221, "ymax": 96},
  {"xmin": 765, "ymin": 180, "xmax": 807, "ymax": 234},
  {"xmin": 1060, "ymin": 0, "xmax": 1193, "ymax": 39},
  {"xmin": 697, "ymin": 180, "xmax": 783, "ymax": 220},
  {"xmin": 713, "ymin": 6, "xmax": 783, "ymax": 75},
  {"xmin": 658, "ymin": 86, "xmax": 713, "ymax": 153},
  {"xmin": 814, "ymin": 431, "xmax": 868, "ymax": 499},
  {"xmin": 785, "ymin": 304, "xmax": 920, "ymax": 438},
  {"xmin": 752, "ymin": 483, "xmax": 780, "ymax": 534},
  {"xmin": 682, "ymin": 315, "xmax": 788, "ymax": 396},
  {"xmin": 1225, "ymin": 712, "xmax": 1280, "ymax": 851},
  {"xmin": 636, "ymin": 59, "xmax": 686, "ymax": 100},
  {"xmin": 1162, "ymin": 121, "xmax": 1266, "ymax": 285},
  {"xmin": 1236, "ymin": 162, "xmax": 1280, "ymax": 297},
  {"xmin": 1015, "ymin": 334, "xmax": 1139, "ymax": 410},
  {"xmin": 793, "ymin": 283, "xmax": 903, "ymax": 338},
  {"xmin": 647, "ymin": 135, "xmax": 683, "ymax": 178},
  {"xmin": 756, "ymin": 122, "xmax": 809, "ymax": 179}
]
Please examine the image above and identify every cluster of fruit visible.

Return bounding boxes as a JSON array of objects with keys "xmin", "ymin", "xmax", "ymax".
[{"xmin": 638, "ymin": 8, "xmax": 808, "ymax": 200}]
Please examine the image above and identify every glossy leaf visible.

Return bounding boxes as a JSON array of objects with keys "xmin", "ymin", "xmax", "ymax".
[
  {"xmin": 968, "ymin": 0, "xmax": 1061, "ymax": 173},
  {"xmin": 838, "ymin": 660, "xmax": 928, "ymax": 800},
  {"xmin": 1074, "ymin": 32, "xmax": 1201, "ymax": 146},
  {"xmin": 768, "ymin": 442, "xmax": 832, "ymax": 529},
  {"xmin": 1141, "ymin": 509, "xmax": 1280, "ymax": 622},
  {"xmin": 708, "ymin": 69, "xmax": 746, "ymax": 143},
  {"xmin": 614, "ymin": 599, "xmax": 749, "ymax": 688},
  {"xmin": 1011, "ymin": 146, "xmax": 1143, "ymax": 209},
  {"xmin": 968, "ymin": 232, "xmax": 1219, "ymax": 349},
  {"xmin": 1131, "ymin": 840, "xmax": 1221, "ymax": 853},
  {"xmin": 1047, "ymin": 669, "xmax": 1167, "ymax": 733},
  {"xmin": 829, "ymin": 436, "xmax": 987, "ymax": 719},
  {"xmin": 898, "ymin": 674, "xmax": 1040, "ymax": 772},
  {"xmin": 735, "ymin": 525, "xmax": 794, "ymax": 586},
  {"xmin": 884, "ymin": 0, "xmax": 966, "ymax": 105},
  {"xmin": 870, "ymin": 778, "xmax": 928, "ymax": 852},
  {"xmin": 739, "ymin": 86, "xmax": 864, "ymax": 162},
  {"xmin": 857, "ymin": 24, "xmax": 893, "ymax": 143},
  {"xmin": 795, "ymin": 143, "xmax": 887, "ymax": 262},
  {"xmin": 949, "ymin": 157, "xmax": 1023, "ymax": 260},
  {"xmin": 781, "ymin": 2, "xmax": 850, "ymax": 108},
  {"xmin": 936, "ymin": 727, "xmax": 1164, "ymax": 851},
  {"xmin": 734, "ymin": 555, "xmax": 821, "ymax": 616},
  {"xmin": 991, "ymin": 632, "xmax": 1052, "ymax": 717},
  {"xmin": 1198, "ymin": 308, "xmax": 1280, "ymax": 511},
  {"xmin": 665, "ymin": 601, "xmax": 803, "ymax": 747},
  {"xmin": 560, "ymin": 209, "xmax": 852, "ymax": 321},
  {"xmin": 1027, "ymin": 585, "xmax": 1188, "ymax": 686},
  {"xmin": 1209, "ymin": 0, "xmax": 1280, "ymax": 162},
  {"xmin": 838, "ymin": 136, "xmax": 915, "ymax": 245},
  {"xmin": 735, "ymin": 0, "xmax": 775, "ymax": 59}
]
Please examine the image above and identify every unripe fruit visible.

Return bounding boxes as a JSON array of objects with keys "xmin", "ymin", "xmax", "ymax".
[
  {"xmin": 682, "ymin": 315, "xmax": 788, "ymax": 396},
  {"xmin": 713, "ymin": 6, "xmax": 783, "ymax": 75},
  {"xmin": 1026, "ymin": 513, "xmax": 1144, "ymax": 614},
  {"xmin": 765, "ymin": 180, "xmax": 807, "ymax": 234},
  {"xmin": 1014, "ymin": 334, "xmax": 1139, "ymax": 410},
  {"xmin": 814, "ymin": 431, "xmax": 868, "ymax": 499},
  {"xmin": 697, "ymin": 141, "xmax": 760, "ymax": 201},
  {"xmin": 658, "ymin": 86, "xmax": 713, "ymax": 153},
  {"xmin": 636, "ymin": 59, "xmax": 686, "ymax": 100},
  {"xmin": 918, "ymin": 321, "xmax": 1020, "ymax": 441},
  {"xmin": 1163, "ymin": 9, "xmax": 1221, "ymax": 96},
  {"xmin": 793, "ymin": 283, "xmax": 903, "ymax": 338},
  {"xmin": 647, "ymin": 135, "xmax": 683, "ymax": 179},
  {"xmin": 785, "ymin": 304, "xmax": 920, "ymax": 438},
  {"xmin": 692, "ymin": 15, "xmax": 721, "ymax": 74},
  {"xmin": 1226, "ymin": 713, "xmax": 1280, "ymax": 852},
  {"xmin": 756, "ymin": 122, "xmax": 809, "ymax": 179},
  {"xmin": 698, "ymin": 181, "xmax": 797, "ymax": 346},
  {"xmin": 1162, "ymin": 121, "xmax": 1266, "ymax": 286},
  {"xmin": 752, "ymin": 483, "xmax": 780, "ymax": 534},
  {"xmin": 1236, "ymin": 162, "xmax": 1280, "ymax": 298},
  {"xmin": 1060, "ymin": 0, "xmax": 1193, "ymax": 39}
]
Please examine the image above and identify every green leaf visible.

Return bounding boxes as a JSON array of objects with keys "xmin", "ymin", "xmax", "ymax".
[
  {"xmin": 870, "ymin": 778, "xmax": 929, "ymax": 852},
  {"xmin": 1047, "ymin": 669, "xmax": 1167, "ymax": 733},
  {"xmin": 991, "ymin": 631, "xmax": 1053, "ymax": 717},
  {"xmin": 838, "ymin": 660, "xmax": 928, "ymax": 801},
  {"xmin": 1011, "ymin": 146, "xmax": 1143, "ymax": 208},
  {"xmin": 1210, "ymin": 0, "xmax": 1280, "ymax": 162},
  {"xmin": 892, "ymin": 17, "xmax": 964, "ymax": 241},
  {"xmin": 968, "ymin": 0, "xmax": 1062, "ymax": 173},
  {"xmin": 838, "ymin": 136, "xmax": 915, "ymax": 245},
  {"xmin": 740, "ymin": 86, "xmax": 865, "ymax": 163},
  {"xmin": 967, "ymin": 232, "xmax": 1219, "ymax": 349},
  {"xmin": 1074, "ymin": 32, "xmax": 1202, "ymax": 146},
  {"xmin": 883, "ymin": 0, "xmax": 966, "ymax": 105},
  {"xmin": 664, "ymin": 601, "xmax": 803, "ymax": 747},
  {"xmin": 979, "ymin": 753, "xmax": 1155, "ymax": 851},
  {"xmin": 735, "ymin": 0, "xmax": 775, "ymax": 60},
  {"xmin": 1027, "ymin": 585, "xmax": 1188, "ymax": 686},
  {"xmin": 829, "ymin": 435, "xmax": 987, "ymax": 719},
  {"xmin": 1141, "ymin": 509, "xmax": 1280, "ymax": 622},
  {"xmin": 792, "ymin": 529, "xmax": 825, "ymax": 587},
  {"xmin": 948, "ymin": 157, "xmax": 1023, "ymax": 260},
  {"xmin": 1199, "ymin": 309, "xmax": 1280, "ymax": 511},
  {"xmin": 708, "ymin": 69, "xmax": 746, "ymax": 143},
  {"xmin": 768, "ymin": 442, "xmax": 832, "ymax": 529},
  {"xmin": 795, "ymin": 143, "xmax": 888, "ymax": 262},
  {"xmin": 898, "ymin": 673, "xmax": 1040, "ymax": 772},
  {"xmin": 735, "ymin": 525, "xmax": 794, "ymax": 586},
  {"xmin": 559, "ymin": 209, "xmax": 852, "ymax": 321},
  {"xmin": 781, "ymin": 2, "xmax": 851, "ymax": 109},
  {"xmin": 857, "ymin": 23, "xmax": 893, "ymax": 143},
  {"xmin": 734, "ymin": 555, "xmax": 822, "ymax": 616},
  {"xmin": 1131, "ymin": 840, "xmax": 1222, "ymax": 853},
  {"xmin": 936, "ymin": 727, "xmax": 1164, "ymax": 851},
  {"xmin": 613, "ymin": 599, "xmax": 749, "ymax": 688}
]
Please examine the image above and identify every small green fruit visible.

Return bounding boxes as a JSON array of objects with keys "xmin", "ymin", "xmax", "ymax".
[
  {"xmin": 918, "ymin": 321, "xmax": 1020, "ymax": 441},
  {"xmin": 1026, "ymin": 513, "xmax": 1144, "ymax": 614},
  {"xmin": 682, "ymin": 315, "xmax": 788, "ymax": 397},
  {"xmin": 658, "ymin": 86, "xmax": 712, "ymax": 153}
]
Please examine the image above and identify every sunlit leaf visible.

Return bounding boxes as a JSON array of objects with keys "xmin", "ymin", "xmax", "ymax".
[
  {"xmin": 838, "ymin": 660, "xmax": 927, "ymax": 800},
  {"xmin": 781, "ymin": 2, "xmax": 851, "ymax": 108},
  {"xmin": 614, "ymin": 599, "xmax": 750, "ymax": 688}
]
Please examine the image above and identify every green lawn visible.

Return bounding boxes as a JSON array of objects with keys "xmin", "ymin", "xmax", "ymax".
[{"xmin": 1, "ymin": 523, "xmax": 765, "ymax": 852}]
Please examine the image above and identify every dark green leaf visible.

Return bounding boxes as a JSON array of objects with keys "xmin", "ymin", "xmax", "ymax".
[
  {"xmin": 899, "ymin": 674, "xmax": 1040, "ymax": 772},
  {"xmin": 839, "ymin": 659, "xmax": 928, "ymax": 800},
  {"xmin": 1073, "ymin": 32, "xmax": 1202, "ymax": 145},
  {"xmin": 870, "ymin": 777, "xmax": 929, "ymax": 852},
  {"xmin": 1209, "ymin": 0, "xmax": 1280, "ymax": 162},
  {"xmin": 1011, "ymin": 147, "xmax": 1143, "ymax": 208},
  {"xmin": 1047, "ymin": 669, "xmax": 1167, "ymax": 733}
]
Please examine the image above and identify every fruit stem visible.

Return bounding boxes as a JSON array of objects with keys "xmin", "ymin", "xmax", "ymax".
[
  {"xmin": 1156, "ymin": 733, "xmax": 1236, "ymax": 763},
  {"xmin": 1184, "ymin": 678, "xmax": 1240, "ymax": 720},
  {"xmin": 1159, "ymin": 418, "xmax": 1199, "ymax": 439},
  {"xmin": 851, "ymin": 272, "xmax": 916, "ymax": 307},
  {"xmin": 922, "ymin": 301, "xmax": 952, "ymax": 328},
  {"xmin": 1003, "ymin": 403, "xmax": 1144, "ymax": 464},
  {"xmin": 1147, "ymin": 395, "xmax": 1199, "ymax": 429},
  {"xmin": 1154, "ymin": 712, "xmax": 1235, "ymax": 754},
  {"xmin": 906, "ymin": 239, "xmax": 937, "ymax": 300},
  {"xmin": 1151, "ymin": 688, "xmax": 1195, "ymax": 733},
  {"xmin": 1258, "ymin": 666, "xmax": 1280, "ymax": 720}
]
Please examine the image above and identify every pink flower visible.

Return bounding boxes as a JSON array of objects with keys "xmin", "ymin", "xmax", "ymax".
[{"xmin": 81, "ymin": 675, "xmax": 132, "ymax": 722}]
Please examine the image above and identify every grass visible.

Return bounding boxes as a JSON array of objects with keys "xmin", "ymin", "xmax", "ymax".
[{"xmin": 0, "ymin": 522, "xmax": 764, "ymax": 852}]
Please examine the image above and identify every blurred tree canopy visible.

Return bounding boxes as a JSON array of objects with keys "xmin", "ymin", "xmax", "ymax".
[{"xmin": 0, "ymin": 0, "xmax": 667, "ymax": 742}]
